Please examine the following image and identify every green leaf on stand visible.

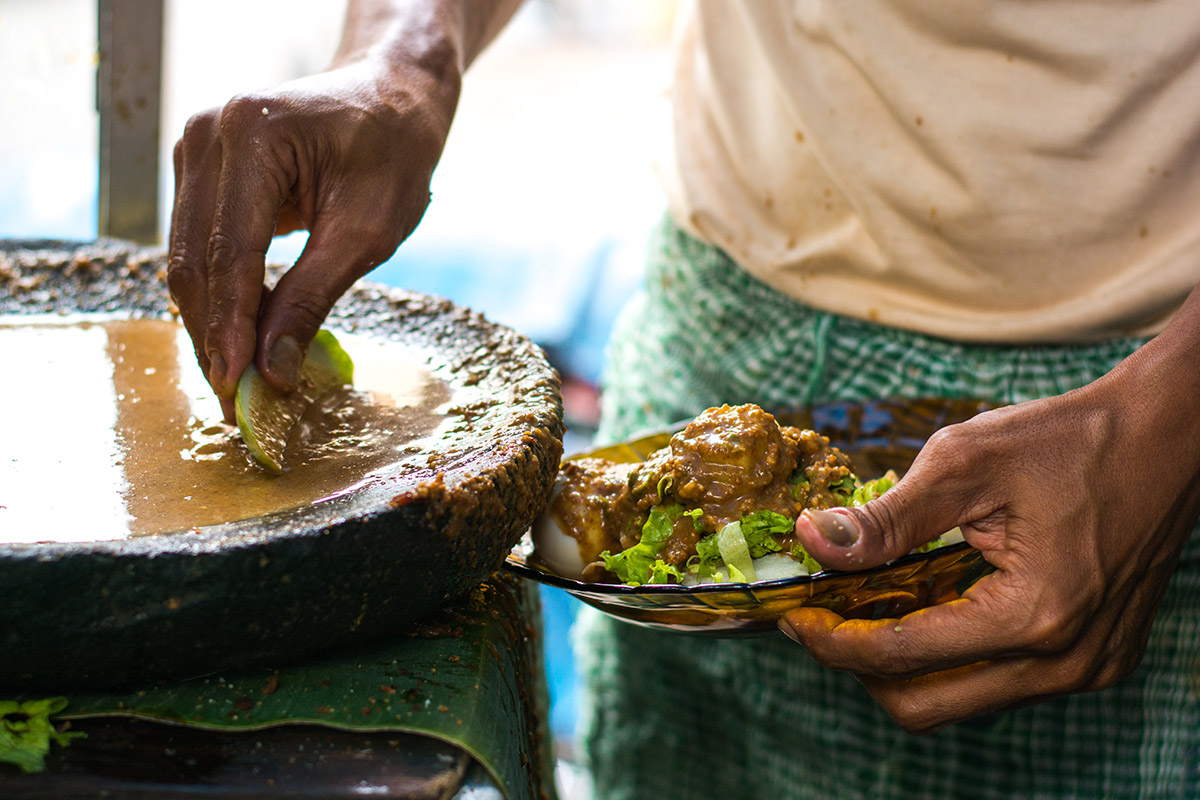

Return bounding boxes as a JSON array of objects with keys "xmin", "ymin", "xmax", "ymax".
[
  {"xmin": 0, "ymin": 697, "xmax": 85, "ymax": 773},
  {"xmin": 5, "ymin": 573, "xmax": 550, "ymax": 800}
]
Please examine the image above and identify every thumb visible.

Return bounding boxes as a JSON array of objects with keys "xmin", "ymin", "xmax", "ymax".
[
  {"xmin": 794, "ymin": 465, "xmax": 966, "ymax": 572},
  {"xmin": 255, "ymin": 227, "xmax": 393, "ymax": 393}
]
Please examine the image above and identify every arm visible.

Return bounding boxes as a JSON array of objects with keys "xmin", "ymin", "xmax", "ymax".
[
  {"xmin": 167, "ymin": 0, "xmax": 522, "ymax": 419},
  {"xmin": 783, "ymin": 282, "xmax": 1200, "ymax": 734}
]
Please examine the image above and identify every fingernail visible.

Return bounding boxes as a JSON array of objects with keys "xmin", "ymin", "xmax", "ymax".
[
  {"xmin": 804, "ymin": 509, "xmax": 859, "ymax": 547},
  {"xmin": 267, "ymin": 334, "xmax": 303, "ymax": 390},
  {"xmin": 207, "ymin": 350, "xmax": 231, "ymax": 396},
  {"xmin": 778, "ymin": 617, "xmax": 801, "ymax": 643}
]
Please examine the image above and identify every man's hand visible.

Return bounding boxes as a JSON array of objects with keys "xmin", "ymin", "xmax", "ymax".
[
  {"xmin": 781, "ymin": 325, "xmax": 1200, "ymax": 734},
  {"xmin": 166, "ymin": 0, "xmax": 523, "ymax": 420},
  {"xmin": 167, "ymin": 60, "xmax": 452, "ymax": 420}
]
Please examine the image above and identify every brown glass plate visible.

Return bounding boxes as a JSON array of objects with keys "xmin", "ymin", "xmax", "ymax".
[{"xmin": 504, "ymin": 399, "xmax": 997, "ymax": 636}]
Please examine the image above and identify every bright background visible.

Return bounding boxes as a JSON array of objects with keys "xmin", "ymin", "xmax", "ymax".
[{"xmin": 1, "ymin": 1, "xmax": 680, "ymax": 795}]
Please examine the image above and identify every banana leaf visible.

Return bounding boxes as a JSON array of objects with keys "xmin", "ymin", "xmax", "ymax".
[{"xmin": 2, "ymin": 572, "xmax": 553, "ymax": 800}]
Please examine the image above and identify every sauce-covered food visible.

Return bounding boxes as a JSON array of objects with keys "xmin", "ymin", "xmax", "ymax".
[
  {"xmin": 533, "ymin": 403, "xmax": 934, "ymax": 586},
  {"xmin": 0, "ymin": 317, "xmax": 467, "ymax": 543}
]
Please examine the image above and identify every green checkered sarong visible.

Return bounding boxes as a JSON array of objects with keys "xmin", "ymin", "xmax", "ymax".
[{"xmin": 575, "ymin": 216, "xmax": 1200, "ymax": 799}]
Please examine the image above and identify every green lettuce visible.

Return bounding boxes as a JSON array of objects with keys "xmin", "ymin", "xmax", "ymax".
[
  {"xmin": 740, "ymin": 509, "xmax": 791, "ymax": 557},
  {"xmin": 688, "ymin": 531, "xmax": 724, "ymax": 581},
  {"xmin": 716, "ymin": 521, "xmax": 757, "ymax": 583},
  {"xmin": 829, "ymin": 474, "xmax": 859, "ymax": 505},
  {"xmin": 789, "ymin": 543, "xmax": 823, "ymax": 574},
  {"xmin": 0, "ymin": 697, "xmax": 85, "ymax": 773},
  {"xmin": 607, "ymin": 469, "xmax": 905, "ymax": 586},
  {"xmin": 849, "ymin": 473, "xmax": 896, "ymax": 507},
  {"xmin": 647, "ymin": 559, "xmax": 686, "ymax": 584},
  {"xmin": 602, "ymin": 505, "xmax": 697, "ymax": 585}
]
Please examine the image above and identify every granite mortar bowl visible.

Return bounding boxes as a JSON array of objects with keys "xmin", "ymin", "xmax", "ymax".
[{"xmin": 0, "ymin": 239, "xmax": 564, "ymax": 689}]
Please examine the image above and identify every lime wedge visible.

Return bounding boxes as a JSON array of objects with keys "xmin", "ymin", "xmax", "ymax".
[{"xmin": 234, "ymin": 329, "xmax": 355, "ymax": 473}]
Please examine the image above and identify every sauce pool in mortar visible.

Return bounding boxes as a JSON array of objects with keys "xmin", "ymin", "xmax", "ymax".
[{"xmin": 0, "ymin": 318, "xmax": 459, "ymax": 543}]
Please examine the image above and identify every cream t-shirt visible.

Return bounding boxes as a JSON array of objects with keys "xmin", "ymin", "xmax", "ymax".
[{"xmin": 658, "ymin": 0, "xmax": 1200, "ymax": 342}]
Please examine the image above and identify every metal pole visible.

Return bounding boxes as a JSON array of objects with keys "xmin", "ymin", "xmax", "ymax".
[{"xmin": 97, "ymin": 0, "xmax": 164, "ymax": 244}]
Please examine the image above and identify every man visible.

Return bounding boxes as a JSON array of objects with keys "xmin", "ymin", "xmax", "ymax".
[{"xmin": 169, "ymin": 1, "xmax": 1200, "ymax": 796}]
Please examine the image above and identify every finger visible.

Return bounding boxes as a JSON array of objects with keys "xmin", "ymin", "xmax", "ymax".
[
  {"xmin": 855, "ymin": 659, "xmax": 1058, "ymax": 735},
  {"xmin": 855, "ymin": 602, "xmax": 1136, "ymax": 734},
  {"xmin": 778, "ymin": 567, "xmax": 1090, "ymax": 677},
  {"xmin": 166, "ymin": 111, "xmax": 223, "ymax": 380},
  {"xmin": 255, "ymin": 211, "xmax": 403, "ymax": 392},
  {"xmin": 794, "ymin": 576, "xmax": 1146, "ymax": 734},
  {"xmin": 857, "ymin": 661, "xmax": 1003, "ymax": 734},
  {"xmin": 794, "ymin": 424, "xmax": 1000, "ymax": 570},
  {"xmin": 203, "ymin": 100, "xmax": 294, "ymax": 398},
  {"xmin": 868, "ymin": 558, "xmax": 1170, "ymax": 735}
]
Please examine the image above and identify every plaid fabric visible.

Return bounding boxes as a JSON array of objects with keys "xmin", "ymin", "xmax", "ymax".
[{"xmin": 575, "ymin": 216, "xmax": 1200, "ymax": 800}]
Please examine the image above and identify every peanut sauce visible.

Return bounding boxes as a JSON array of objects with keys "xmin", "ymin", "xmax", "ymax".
[{"xmin": 0, "ymin": 318, "xmax": 459, "ymax": 543}]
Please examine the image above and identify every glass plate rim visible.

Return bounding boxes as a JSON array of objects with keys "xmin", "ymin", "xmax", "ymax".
[{"xmin": 502, "ymin": 539, "xmax": 975, "ymax": 597}]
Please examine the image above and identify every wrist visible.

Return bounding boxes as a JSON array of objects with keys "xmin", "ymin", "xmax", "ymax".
[
  {"xmin": 330, "ymin": 1, "xmax": 467, "ymax": 131},
  {"xmin": 1088, "ymin": 287, "xmax": 1200, "ymax": 481}
]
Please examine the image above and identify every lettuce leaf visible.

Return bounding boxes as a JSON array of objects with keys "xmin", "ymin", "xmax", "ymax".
[
  {"xmin": 716, "ymin": 522, "xmax": 757, "ymax": 583},
  {"xmin": 0, "ymin": 697, "xmax": 85, "ymax": 774},
  {"xmin": 789, "ymin": 543, "xmax": 823, "ymax": 575},
  {"xmin": 647, "ymin": 559, "xmax": 686, "ymax": 584},
  {"xmin": 692, "ymin": 510, "xmax": 801, "ymax": 582},
  {"xmin": 787, "ymin": 469, "xmax": 811, "ymax": 501},
  {"xmin": 601, "ymin": 505, "xmax": 697, "ymax": 585},
  {"xmin": 740, "ymin": 510, "xmax": 791, "ymax": 558},
  {"xmin": 690, "ymin": 532, "xmax": 724, "ymax": 580},
  {"xmin": 848, "ymin": 471, "xmax": 897, "ymax": 507}
]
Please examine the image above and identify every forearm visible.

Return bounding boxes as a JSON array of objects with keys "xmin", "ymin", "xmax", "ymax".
[
  {"xmin": 1091, "ymin": 282, "xmax": 1200, "ymax": 480},
  {"xmin": 331, "ymin": 0, "xmax": 523, "ymax": 111},
  {"xmin": 1120, "ymin": 281, "xmax": 1200, "ymax": 393}
]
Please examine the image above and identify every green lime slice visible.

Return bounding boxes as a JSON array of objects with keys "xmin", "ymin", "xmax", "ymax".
[{"xmin": 234, "ymin": 329, "xmax": 355, "ymax": 473}]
